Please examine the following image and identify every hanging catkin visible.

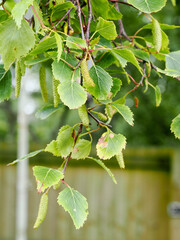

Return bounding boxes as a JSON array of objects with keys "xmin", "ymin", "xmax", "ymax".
[
  {"xmin": 15, "ymin": 60, "xmax": 22, "ymax": 97},
  {"xmin": 39, "ymin": 65, "xmax": 48, "ymax": 102},
  {"xmin": 116, "ymin": 152, "xmax": 125, "ymax": 169},
  {"xmin": 78, "ymin": 104, "xmax": 89, "ymax": 127},
  {"xmin": 34, "ymin": 193, "xmax": 48, "ymax": 229},
  {"xmin": 80, "ymin": 58, "xmax": 95, "ymax": 87},
  {"xmin": 52, "ymin": 76, "xmax": 60, "ymax": 107},
  {"xmin": 152, "ymin": 18, "xmax": 162, "ymax": 52}
]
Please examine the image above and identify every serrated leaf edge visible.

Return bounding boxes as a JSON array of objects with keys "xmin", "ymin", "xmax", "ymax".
[{"xmin": 57, "ymin": 187, "xmax": 88, "ymax": 229}]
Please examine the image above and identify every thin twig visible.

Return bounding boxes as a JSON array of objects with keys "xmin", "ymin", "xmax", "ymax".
[
  {"xmin": 115, "ymin": 3, "xmax": 131, "ymax": 39},
  {"xmin": 76, "ymin": 0, "xmax": 85, "ymax": 39},
  {"xmin": 67, "ymin": 12, "xmax": 73, "ymax": 35},
  {"xmin": 139, "ymin": 62, "xmax": 146, "ymax": 85},
  {"xmin": 74, "ymin": 124, "xmax": 83, "ymax": 143},
  {"xmin": 114, "ymin": 3, "xmax": 141, "ymax": 49},
  {"xmin": 62, "ymin": 124, "xmax": 83, "ymax": 174},
  {"xmin": 109, "ymin": 0, "xmax": 135, "ymax": 8},
  {"xmin": 31, "ymin": 5, "xmax": 46, "ymax": 29},
  {"xmin": 75, "ymin": 51, "xmax": 86, "ymax": 70},
  {"xmin": 61, "ymin": 179, "xmax": 70, "ymax": 187},
  {"xmin": 88, "ymin": 111, "xmax": 112, "ymax": 128},
  {"xmin": 127, "ymin": 73, "xmax": 139, "ymax": 85},
  {"xmin": 86, "ymin": 0, "xmax": 93, "ymax": 42},
  {"xmin": 2, "ymin": 4, "xmax": 10, "ymax": 15},
  {"xmin": 53, "ymin": 8, "xmax": 73, "ymax": 29},
  {"xmin": 81, "ymin": 8, "xmax": 87, "ymax": 27}
]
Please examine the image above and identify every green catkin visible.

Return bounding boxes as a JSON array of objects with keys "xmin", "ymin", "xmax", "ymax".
[
  {"xmin": 78, "ymin": 104, "xmax": 89, "ymax": 127},
  {"xmin": 52, "ymin": 77, "xmax": 60, "ymax": 107},
  {"xmin": 34, "ymin": 193, "xmax": 48, "ymax": 229},
  {"xmin": 116, "ymin": 152, "xmax": 125, "ymax": 169},
  {"xmin": 92, "ymin": 111, "xmax": 108, "ymax": 122},
  {"xmin": 39, "ymin": 65, "xmax": 48, "ymax": 102},
  {"xmin": 152, "ymin": 18, "xmax": 162, "ymax": 52},
  {"xmin": 15, "ymin": 60, "xmax": 22, "ymax": 97},
  {"xmin": 19, "ymin": 58, "xmax": 26, "ymax": 76},
  {"xmin": 80, "ymin": 59, "xmax": 95, "ymax": 87},
  {"xmin": 105, "ymin": 105, "xmax": 115, "ymax": 119}
]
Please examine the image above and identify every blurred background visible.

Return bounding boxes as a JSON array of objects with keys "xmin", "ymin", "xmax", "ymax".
[{"xmin": 0, "ymin": 0, "xmax": 180, "ymax": 240}]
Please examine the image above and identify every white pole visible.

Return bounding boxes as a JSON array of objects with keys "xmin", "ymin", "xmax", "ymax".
[
  {"xmin": 15, "ymin": 1, "xmax": 33, "ymax": 238},
  {"xmin": 16, "ymin": 74, "xmax": 29, "ymax": 240}
]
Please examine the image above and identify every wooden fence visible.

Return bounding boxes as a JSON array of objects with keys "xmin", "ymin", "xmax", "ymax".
[{"xmin": 0, "ymin": 147, "xmax": 180, "ymax": 240}]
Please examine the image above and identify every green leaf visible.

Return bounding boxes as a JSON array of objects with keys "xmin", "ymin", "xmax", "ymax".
[
  {"xmin": 142, "ymin": 23, "xmax": 180, "ymax": 30},
  {"xmin": 0, "ymin": 10, "xmax": 8, "ymax": 22},
  {"xmin": 8, "ymin": 149, "xmax": 44, "ymax": 166},
  {"xmin": 96, "ymin": 52, "xmax": 117, "ymax": 69},
  {"xmin": 72, "ymin": 139, "xmax": 91, "ymax": 160},
  {"xmin": 35, "ymin": 104, "xmax": 64, "ymax": 120},
  {"xmin": 55, "ymin": 33, "xmax": 63, "ymax": 62},
  {"xmin": 66, "ymin": 36, "xmax": 86, "ymax": 50},
  {"xmin": 110, "ymin": 78, "xmax": 122, "ymax": 98},
  {"xmin": 57, "ymin": 187, "xmax": 88, "ymax": 229},
  {"xmin": 171, "ymin": 0, "xmax": 176, "ymax": 6},
  {"xmin": 91, "ymin": 0, "xmax": 109, "ymax": 18},
  {"xmin": 112, "ymin": 103, "xmax": 134, "ymax": 126},
  {"xmin": 29, "ymin": 36, "xmax": 57, "ymax": 56},
  {"xmin": 96, "ymin": 131, "xmax": 126, "ymax": 160},
  {"xmin": 96, "ymin": 17, "xmax": 117, "ymax": 40},
  {"xmin": 171, "ymin": 114, "xmax": 180, "ymax": 139},
  {"xmin": 130, "ymin": 49, "xmax": 150, "ymax": 62},
  {"xmin": 90, "ymin": 36, "xmax": 100, "ymax": 48},
  {"xmin": 158, "ymin": 51, "xmax": 180, "ymax": 77},
  {"xmin": 56, "ymin": 125, "xmax": 74, "ymax": 157},
  {"xmin": 4, "ymin": 0, "xmax": 15, "ymax": 12},
  {"xmin": 88, "ymin": 65, "xmax": 113, "ymax": 100},
  {"xmin": 107, "ymin": 4, "xmax": 122, "ymax": 20},
  {"xmin": 127, "ymin": 0, "xmax": 166, "ymax": 13},
  {"xmin": 12, "ymin": 0, "xmax": 33, "ymax": 28},
  {"xmin": 166, "ymin": 51, "xmax": 180, "ymax": 75},
  {"xmin": 52, "ymin": 53, "xmax": 78, "ymax": 82},
  {"xmin": 154, "ymin": 86, "xmax": 161, "ymax": 107},
  {"xmin": 152, "ymin": 18, "xmax": 162, "ymax": 52},
  {"xmin": 51, "ymin": 2, "xmax": 74, "ymax": 21},
  {"xmin": 111, "ymin": 51, "xmax": 127, "ymax": 68},
  {"xmin": 0, "ymin": 18, "xmax": 35, "ymax": 70},
  {"xmin": 98, "ymin": 36, "xmax": 113, "ymax": 48},
  {"xmin": 58, "ymin": 81, "xmax": 87, "ymax": 109},
  {"xmin": 45, "ymin": 140, "xmax": 61, "ymax": 157},
  {"xmin": 52, "ymin": 60, "xmax": 73, "ymax": 82},
  {"xmin": 0, "ymin": 70, "xmax": 12, "ymax": 102},
  {"xmin": 25, "ymin": 57, "xmax": 50, "ymax": 66},
  {"xmin": 0, "ymin": 64, "xmax": 6, "ymax": 82},
  {"xmin": 112, "ymin": 49, "xmax": 142, "ymax": 73},
  {"xmin": 161, "ymin": 30, "xmax": 169, "ymax": 51},
  {"xmin": 88, "ymin": 157, "xmax": 117, "ymax": 184},
  {"xmin": 33, "ymin": 166, "xmax": 64, "ymax": 192}
]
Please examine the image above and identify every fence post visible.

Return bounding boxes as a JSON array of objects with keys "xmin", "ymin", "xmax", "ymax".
[{"xmin": 170, "ymin": 150, "xmax": 180, "ymax": 240}]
